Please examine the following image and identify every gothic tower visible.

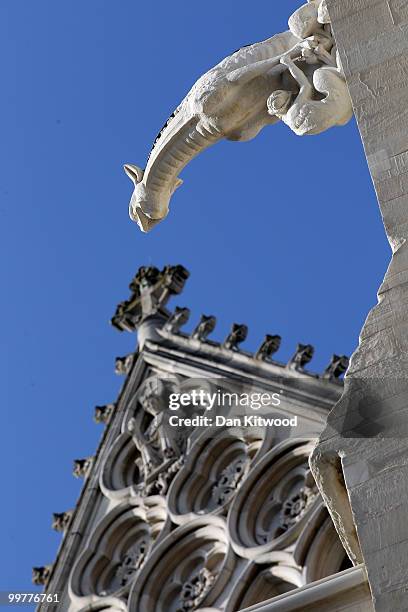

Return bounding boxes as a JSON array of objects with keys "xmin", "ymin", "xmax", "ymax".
[{"xmin": 34, "ymin": 265, "xmax": 373, "ymax": 611}]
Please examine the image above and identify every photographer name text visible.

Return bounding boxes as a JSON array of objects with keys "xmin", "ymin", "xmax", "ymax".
[{"xmin": 169, "ymin": 415, "xmax": 298, "ymax": 427}]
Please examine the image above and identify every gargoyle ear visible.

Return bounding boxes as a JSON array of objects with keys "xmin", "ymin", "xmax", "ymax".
[{"xmin": 124, "ymin": 163, "xmax": 144, "ymax": 185}]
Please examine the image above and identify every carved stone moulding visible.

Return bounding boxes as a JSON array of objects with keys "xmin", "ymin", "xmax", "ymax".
[
  {"xmin": 228, "ymin": 439, "xmax": 319, "ymax": 560},
  {"xmin": 69, "ymin": 498, "xmax": 168, "ymax": 604},
  {"xmin": 167, "ymin": 425, "xmax": 273, "ymax": 525},
  {"xmin": 100, "ymin": 432, "xmax": 143, "ymax": 501},
  {"xmin": 75, "ymin": 600, "xmax": 127, "ymax": 612},
  {"xmin": 224, "ymin": 558, "xmax": 302, "ymax": 612},
  {"xmin": 128, "ymin": 516, "xmax": 236, "ymax": 612},
  {"xmin": 293, "ymin": 506, "xmax": 352, "ymax": 584}
]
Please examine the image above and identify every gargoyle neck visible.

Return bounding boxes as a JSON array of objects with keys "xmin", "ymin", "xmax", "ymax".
[{"xmin": 143, "ymin": 113, "xmax": 219, "ymax": 195}]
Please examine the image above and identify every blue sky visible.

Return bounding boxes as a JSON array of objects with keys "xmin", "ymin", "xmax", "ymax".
[{"xmin": 2, "ymin": 0, "xmax": 389, "ymax": 601}]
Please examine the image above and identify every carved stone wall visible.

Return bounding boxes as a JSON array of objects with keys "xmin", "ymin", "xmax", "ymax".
[
  {"xmin": 36, "ymin": 266, "xmax": 373, "ymax": 612},
  {"xmin": 310, "ymin": 2, "xmax": 408, "ymax": 610}
]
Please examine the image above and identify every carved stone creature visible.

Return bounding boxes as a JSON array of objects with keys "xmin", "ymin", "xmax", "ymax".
[
  {"xmin": 115, "ymin": 354, "xmax": 134, "ymax": 376},
  {"xmin": 32, "ymin": 566, "xmax": 52, "ymax": 586},
  {"xmin": 123, "ymin": 25, "xmax": 296, "ymax": 232},
  {"xmin": 323, "ymin": 354, "xmax": 349, "ymax": 380},
  {"xmin": 164, "ymin": 306, "xmax": 190, "ymax": 333},
  {"xmin": 73, "ymin": 457, "xmax": 94, "ymax": 479},
  {"xmin": 192, "ymin": 314, "xmax": 216, "ymax": 341},
  {"xmin": 288, "ymin": 343, "xmax": 315, "ymax": 370},
  {"xmin": 125, "ymin": 0, "xmax": 352, "ymax": 232},
  {"xmin": 94, "ymin": 403, "xmax": 115, "ymax": 424},
  {"xmin": 52, "ymin": 511, "xmax": 73, "ymax": 533},
  {"xmin": 255, "ymin": 334, "xmax": 282, "ymax": 360},
  {"xmin": 223, "ymin": 323, "xmax": 248, "ymax": 350},
  {"xmin": 267, "ymin": 48, "xmax": 352, "ymax": 136}
]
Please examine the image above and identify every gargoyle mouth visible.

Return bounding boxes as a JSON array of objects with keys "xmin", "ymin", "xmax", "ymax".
[{"xmin": 130, "ymin": 205, "xmax": 167, "ymax": 233}]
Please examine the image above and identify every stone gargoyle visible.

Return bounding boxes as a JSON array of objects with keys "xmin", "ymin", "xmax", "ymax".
[{"xmin": 124, "ymin": 0, "xmax": 352, "ymax": 232}]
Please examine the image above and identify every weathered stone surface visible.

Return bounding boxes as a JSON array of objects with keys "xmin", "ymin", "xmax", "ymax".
[
  {"xmin": 238, "ymin": 566, "xmax": 373, "ymax": 611},
  {"xmin": 310, "ymin": 1, "xmax": 408, "ymax": 610}
]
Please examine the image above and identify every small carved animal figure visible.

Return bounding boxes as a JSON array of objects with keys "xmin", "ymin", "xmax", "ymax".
[{"xmin": 267, "ymin": 47, "xmax": 352, "ymax": 136}]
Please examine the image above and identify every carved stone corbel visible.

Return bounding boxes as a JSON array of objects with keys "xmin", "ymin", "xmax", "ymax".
[{"xmin": 322, "ymin": 354, "xmax": 349, "ymax": 381}]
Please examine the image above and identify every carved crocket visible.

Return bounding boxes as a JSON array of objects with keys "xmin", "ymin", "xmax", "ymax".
[{"xmin": 125, "ymin": 0, "xmax": 352, "ymax": 232}]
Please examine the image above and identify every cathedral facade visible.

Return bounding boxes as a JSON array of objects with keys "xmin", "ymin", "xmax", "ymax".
[{"xmin": 35, "ymin": 265, "xmax": 373, "ymax": 611}]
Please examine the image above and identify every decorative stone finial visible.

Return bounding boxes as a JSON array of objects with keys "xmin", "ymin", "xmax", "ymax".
[
  {"xmin": 115, "ymin": 354, "xmax": 135, "ymax": 376},
  {"xmin": 111, "ymin": 265, "xmax": 189, "ymax": 331},
  {"xmin": 323, "ymin": 354, "xmax": 349, "ymax": 380},
  {"xmin": 164, "ymin": 307, "xmax": 190, "ymax": 333},
  {"xmin": 192, "ymin": 315, "xmax": 216, "ymax": 341},
  {"xmin": 32, "ymin": 566, "xmax": 52, "ymax": 586},
  {"xmin": 52, "ymin": 511, "xmax": 73, "ymax": 533},
  {"xmin": 73, "ymin": 457, "xmax": 94, "ymax": 479},
  {"xmin": 94, "ymin": 403, "xmax": 115, "ymax": 424},
  {"xmin": 255, "ymin": 335, "xmax": 282, "ymax": 361},
  {"xmin": 223, "ymin": 324, "xmax": 248, "ymax": 350},
  {"xmin": 288, "ymin": 343, "xmax": 315, "ymax": 370}
]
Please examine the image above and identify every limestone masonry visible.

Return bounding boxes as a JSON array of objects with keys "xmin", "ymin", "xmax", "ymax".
[{"xmin": 35, "ymin": 265, "xmax": 373, "ymax": 611}]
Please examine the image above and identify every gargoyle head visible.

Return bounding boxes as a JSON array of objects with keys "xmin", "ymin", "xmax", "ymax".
[{"xmin": 124, "ymin": 164, "xmax": 182, "ymax": 233}]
